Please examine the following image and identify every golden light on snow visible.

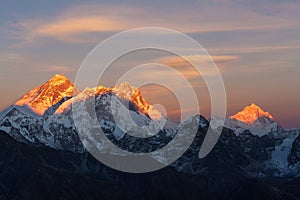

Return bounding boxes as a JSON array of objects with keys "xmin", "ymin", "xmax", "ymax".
[
  {"xmin": 230, "ymin": 103, "xmax": 273, "ymax": 124},
  {"xmin": 15, "ymin": 74, "xmax": 163, "ymax": 120}
]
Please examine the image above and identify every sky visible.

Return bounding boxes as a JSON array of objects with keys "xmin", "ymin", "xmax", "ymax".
[{"xmin": 0, "ymin": 0, "xmax": 299, "ymax": 128}]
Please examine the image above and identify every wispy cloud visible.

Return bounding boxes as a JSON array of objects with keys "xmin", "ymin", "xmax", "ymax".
[
  {"xmin": 152, "ymin": 54, "xmax": 238, "ymax": 77},
  {"xmin": 34, "ymin": 17, "xmax": 123, "ymax": 37},
  {"xmin": 9, "ymin": 2, "xmax": 300, "ymax": 44},
  {"xmin": 208, "ymin": 45, "xmax": 300, "ymax": 54},
  {"xmin": 155, "ymin": 55, "xmax": 238, "ymax": 67},
  {"xmin": 12, "ymin": 4, "xmax": 140, "ymax": 43},
  {"xmin": 16, "ymin": 17, "xmax": 122, "ymax": 43}
]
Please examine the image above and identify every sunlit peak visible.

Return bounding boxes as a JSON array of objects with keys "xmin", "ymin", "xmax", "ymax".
[
  {"xmin": 14, "ymin": 75, "xmax": 163, "ymax": 120},
  {"xmin": 14, "ymin": 74, "xmax": 80, "ymax": 115},
  {"xmin": 115, "ymin": 82, "xmax": 137, "ymax": 97},
  {"xmin": 230, "ymin": 103, "xmax": 273, "ymax": 124},
  {"xmin": 113, "ymin": 82, "xmax": 163, "ymax": 120},
  {"xmin": 74, "ymin": 82, "xmax": 163, "ymax": 120}
]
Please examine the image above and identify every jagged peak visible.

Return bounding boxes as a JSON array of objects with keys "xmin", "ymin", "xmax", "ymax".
[
  {"xmin": 92, "ymin": 82, "xmax": 140, "ymax": 100},
  {"xmin": 99, "ymin": 82, "xmax": 158, "ymax": 118},
  {"xmin": 47, "ymin": 74, "xmax": 74, "ymax": 86},
  {"xmin": 14, "ymin": 74, "xmax": 80, "ymax": 115},
  {"xmin": 57, "ymin": 81, "xmax": 162, "ymax": 120},
  {"xmin": 116, "ymin": 81, "xmax": 136, "ymax": 90},
  {"xmin": 114, "ymin": 82, "xmax": 140, "ymax": 99},
  {"xmin": 13, "ymin": 74, "xmax": 162, "ymax": 120},
  {"xmin": 230, "ymin": 102, "xmax": 273, "ymax": 124}
]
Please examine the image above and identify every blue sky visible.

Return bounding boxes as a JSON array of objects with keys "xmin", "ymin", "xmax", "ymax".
[{"xmin": 0, "ymin": 0, "xmax": 299, "ymax": 127}]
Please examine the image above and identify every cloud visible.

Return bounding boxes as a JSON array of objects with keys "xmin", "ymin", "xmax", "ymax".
[
  {"xmin": 17, "ymin": 17, "xmax": 124, "ymax": 43},
  {"xmin": 106, "ymin": 54, "xmax": 235, "ymax": 101},
  {"xmin": 155, "ymin": 55, "xmax": 238, "ymax": 67},
  {"xmin": 152, "ymin": 54, "xmax": 238, "ymax": 77},
  {"xmin": 10, "ymin": 2, "xmax": 300, "ymax": 44},
  {"xmin": 34, "ymin": 17, "xmax": 123, "ymax": 37},
  {"xmin": 14, "ymin": 4, "xmax": 141, "ymax": 43},
  {"xmin": 208, "ymin": 45, "xmax": 300, "ymax": 54}
]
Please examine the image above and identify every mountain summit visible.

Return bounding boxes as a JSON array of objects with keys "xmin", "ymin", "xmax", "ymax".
[
  {"xmin": 1, "ymin": 75, "xmax": 300, "ymax": 181},
  {"xmin": 0, "ymin": 75, "xmax": 169, "ymax": 151},
  {"xmin": 54, "ymin": 81, "xmax": 163, "ymax": 120},
  {"xmin": 230, "ymin": 103, "xmax": 273, "ymax": 124},
  {"xmin": 12, "ymin": 73, "xmax": 163, "ymax": 122},
  {"xmin": 14, "ymin": 74, "xmax": 80, "ymax": 115}
]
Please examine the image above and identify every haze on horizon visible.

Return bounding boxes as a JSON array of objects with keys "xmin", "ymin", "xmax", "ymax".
[{"xmin": 0, "ymin": 0, "xmax": 299, "ymax": 128}]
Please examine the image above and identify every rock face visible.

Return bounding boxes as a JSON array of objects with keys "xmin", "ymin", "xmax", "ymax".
[{"xmin": 288, "ymin": 134, "xmax": 300, "ymax": 172}]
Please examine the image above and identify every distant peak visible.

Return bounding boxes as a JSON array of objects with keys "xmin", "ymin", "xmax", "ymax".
[
  {"xmin": 115, "ymin": 82, "xmax": 138, "ymax": 97},
  {"xmin": 230, "ymin": 103, "xmax": 273, "ymax": 124}
]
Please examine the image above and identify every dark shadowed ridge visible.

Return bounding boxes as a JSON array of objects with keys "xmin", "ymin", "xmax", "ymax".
[{"xmin": 0, "ymin": 130, "xmax": 299, "ymax": 200}]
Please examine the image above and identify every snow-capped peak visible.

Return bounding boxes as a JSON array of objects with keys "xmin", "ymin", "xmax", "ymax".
[
  {"xmin": 14, "ymin": 74, "xmax": 80, "ymax": 115},
  {"xmin": 230, "ymin": 103, "xmax": 273, "ymax": 124},
  {"xmin": 55, "ymin": 82, "xmax": 163, "ymax": 120},
  {"xmin": 225, "ymin": 103, "xmax": 278, "ymax": 137}
]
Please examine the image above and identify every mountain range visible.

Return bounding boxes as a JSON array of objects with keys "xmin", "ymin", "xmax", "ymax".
[{"xmin": 0, "ymin": 74, "xmax": 300, "ymax": 199}]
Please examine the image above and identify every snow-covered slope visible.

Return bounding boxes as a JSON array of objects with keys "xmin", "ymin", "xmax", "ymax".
[
  {"xmin": 225, "ymin": 103, "xmax": 280, "ymax": 137},
  {"xmin": 0, "ymin": 74, "xmax": 176, "ymax": 152},
  {"xmin": 225, "ymin": 117, "xmax": 280, "ymax": 137},
  {"xmin": 0, "ymin": 75, "xmax": 300, "ymax": 178}
]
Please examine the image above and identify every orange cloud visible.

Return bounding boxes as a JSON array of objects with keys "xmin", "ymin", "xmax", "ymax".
[
  {"xmin": 152, "ymin": 55, "xmax": 238, "ymax": 77},
  {"xmin": 208, "ymin": 45, "xmax": 300, "ymax": 54},
  {"xmin": 155, "ymin": 55, "xmax": 238, "ymax": 67},
  {"xmin": 35, "ymin": 17, "xmax": 123, "ymax": 37},
  {"xmin": 13, "ymin": 3, "xmax": 299, "ymax": 44},
  {"xmin": 15, "ymin": 5, "xmax": 140, "ymax": 43}
]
